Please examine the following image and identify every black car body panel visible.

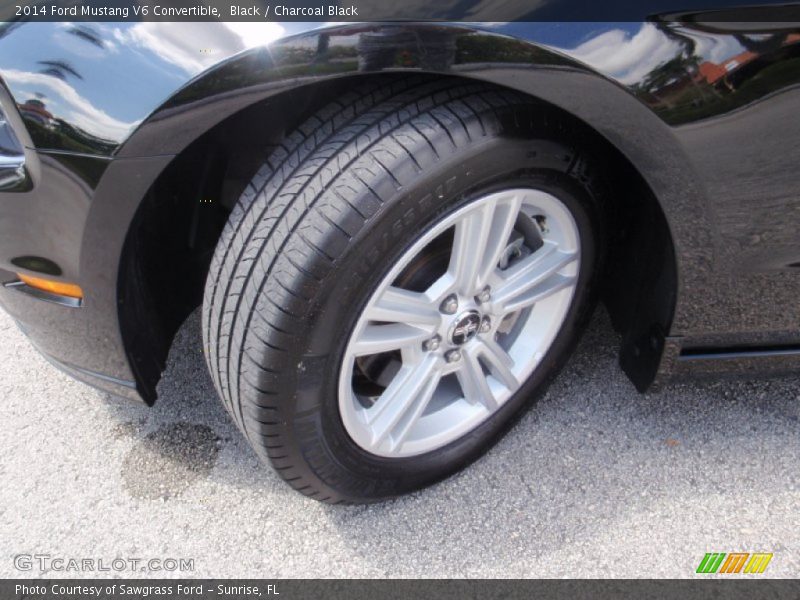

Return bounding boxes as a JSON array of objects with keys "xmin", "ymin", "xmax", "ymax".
[{"xmin": 0, "ymin": 7, "xmax": 799, "ymax": 402}]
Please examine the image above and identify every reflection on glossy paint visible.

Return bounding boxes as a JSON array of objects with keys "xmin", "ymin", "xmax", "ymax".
[
  {"xmin": 4, "ymin": 68, "xmax": 136, "ymax": 150},
  {"xmin": 112, "ymin": 22, "xmax": 286, "ymax": 74},
  {"xmin": 0, "ymin": 22, "xmax": 291, "ymax": 151},
  {"xmin": 547, "ymin": 21, "xmax": 800, "ymax": 124},
  {"xmin": 1, "ymin": 19, "xmax": 798, "ymax": 151},
  {"xmin": 566, "ymin": 23, "xmax": 684, "ymax": 84}
]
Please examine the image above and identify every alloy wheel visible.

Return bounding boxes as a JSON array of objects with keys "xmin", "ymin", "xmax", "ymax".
[{"xmin": 338, "ymin": 188, "xmax": 581, "ymax": 457}]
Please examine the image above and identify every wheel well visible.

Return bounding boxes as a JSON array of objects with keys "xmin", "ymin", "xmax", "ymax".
[{"xmin": 118, "ymin": 73, "xmax": 676, "ymax": 402}]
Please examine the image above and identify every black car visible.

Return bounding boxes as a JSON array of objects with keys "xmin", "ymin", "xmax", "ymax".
[{"xmin": 1, "ymin": 7, "xmax": 799, "ymax": 503}]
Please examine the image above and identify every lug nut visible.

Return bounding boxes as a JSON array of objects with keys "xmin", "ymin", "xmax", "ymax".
[
  {"xmin": 475, "ymin": 287, "xmax": 491, "ymax": 304},
  {"xmin": 440, "ymin": 294, "xmax": 458, "ymax": 315},
  {"xmin": 422, "ymin": 335, "xmax": 441, "ymax": 352},
  {"xmin": 445, "ymin": 349, "xmax": 462, "ymax": 363},
  {"xmin": 479, "ymin": 317, "xmax": 491, "ymax": 334}
]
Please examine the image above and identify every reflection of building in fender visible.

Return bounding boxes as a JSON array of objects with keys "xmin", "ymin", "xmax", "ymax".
[
  {"xmin": 697, "ymin": 33, "xmax": 800, "ymax": 89},
  {"xmin": 19, "ymin": 98, "xmax": 53, "ymax": 128},
  {"xmin": 697, "ymin": 51, "xmax": 759, "ymax": 85},
  {"xmin": 358, "ymin": 28, "xmax": 458, "ymax": 71}
]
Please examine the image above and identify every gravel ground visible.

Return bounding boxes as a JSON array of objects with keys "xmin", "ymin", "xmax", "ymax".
[{"xmin": 0, "ymin": 306, "xmax": 798, "ymax": 578}]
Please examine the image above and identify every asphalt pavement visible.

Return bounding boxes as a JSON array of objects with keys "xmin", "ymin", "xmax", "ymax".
[{"xmin": 1, "ymin": 306, "xmax": 798, "ymax": 578}]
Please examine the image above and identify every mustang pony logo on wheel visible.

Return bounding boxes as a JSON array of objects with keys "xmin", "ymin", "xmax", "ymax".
[{"xmin": 451, "ymin": 312, "xmax": 482, "ymax": 345}]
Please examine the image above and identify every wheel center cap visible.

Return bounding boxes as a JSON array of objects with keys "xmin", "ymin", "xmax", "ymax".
[{"xmin": 449, "ymin": 310, "xmax": 481, "ymax": 345}]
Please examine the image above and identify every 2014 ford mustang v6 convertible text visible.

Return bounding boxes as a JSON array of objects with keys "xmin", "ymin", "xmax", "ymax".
[{"xmin": 1, "ymin": 2, "xmax": 799, "ymax": 502}]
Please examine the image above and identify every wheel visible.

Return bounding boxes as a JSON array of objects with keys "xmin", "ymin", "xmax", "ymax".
[{"xmin": 202, "ymin": 77, "xmax": 604, "ymax": 503}]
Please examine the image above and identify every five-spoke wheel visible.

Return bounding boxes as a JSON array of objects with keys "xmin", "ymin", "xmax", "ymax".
[{"xmin": 339, "ymin": 189, "xmax": 580, "ymax": 457}]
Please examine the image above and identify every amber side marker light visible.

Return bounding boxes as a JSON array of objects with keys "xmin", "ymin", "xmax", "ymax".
[{"xmin": 18, "ymin": 274, "xmax": 83, "ymax": 299}]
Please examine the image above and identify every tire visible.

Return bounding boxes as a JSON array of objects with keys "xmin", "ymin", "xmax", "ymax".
[{"xmin": 202, "ymin": 76, "xmax": 605, "ymax": 503}]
